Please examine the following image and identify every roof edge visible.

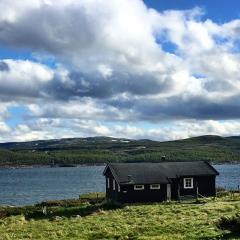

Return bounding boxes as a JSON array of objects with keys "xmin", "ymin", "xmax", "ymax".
[
  {"xmin": 102, "ymin": 163, "xmax": 121, "ymax": 184},
  {"xmin": 204, "ymin": 161, "xmax": 219, "ymax": 175}
]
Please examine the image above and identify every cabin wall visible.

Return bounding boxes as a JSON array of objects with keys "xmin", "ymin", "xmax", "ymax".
[
  {"xmin": 170, "ymin": 179, "xmax": 180, "ymax": 200},
  {"xmin": 179, "ymin": 176, "xmax": 197, "ymax": 196},
  {"xmin": 104, "ymin": 168, "xmax": 167, "ymax": 203},
  {"xmin": 117, "ymin": 184, "xmax": 167, "ymax": 203},
  {"xmin": 195, "ymin": 176, "xmax": 216, "ymax": 197},
  {"xmin": 104, "ymin": 171, "xmax": 167, "ymax": 203},
  {"xmin": 105, "ymin": 168, "xmax": 118, "ymax": 201},
  {"xmin": 178, "ymin": 175, "xmax": 216, "ymax": 197}
]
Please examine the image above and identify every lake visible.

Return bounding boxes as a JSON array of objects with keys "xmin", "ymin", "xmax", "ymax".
[{"xmin": 0, "ymin": 164, "xmax": 239, "ymax": 206}]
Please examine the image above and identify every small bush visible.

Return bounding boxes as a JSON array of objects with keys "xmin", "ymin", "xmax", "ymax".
[
  {"xmin": 216, "ymin": 191, "xmax": 229, "ymax": 197},
  {"xmin": 79, "ymin": 192, "xmax": 105, "ymax": 200},
  {"xmin": 216, "ymin": 186, "xmax": 226, "ymax": 192},
  {"xmin": 35, "ymin": 192, "xmax": 106, "ymax": 207},
  {"xmin": 217, "ymin": 214, "xmax": 240, "ymax": 233},
  {"xmin": 36, "ymin": 199, "xmax": 86, "ymax": 207}
]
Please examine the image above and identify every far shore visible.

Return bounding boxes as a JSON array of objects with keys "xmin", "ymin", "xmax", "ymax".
[
  {"xmin": 0, "ymin": 161, "xmax": 240, "ymax": 169},
  {"xmin": 0, "ymin": 163, "xmax": 106, "ymax": 169}
]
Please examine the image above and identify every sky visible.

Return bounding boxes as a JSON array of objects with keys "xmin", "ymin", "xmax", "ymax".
[{"xmin": 1, "ymin": 0, "xmax": 240, "ymax": 142}]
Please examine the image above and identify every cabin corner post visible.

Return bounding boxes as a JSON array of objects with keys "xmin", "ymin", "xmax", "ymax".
[
  {"xmin": 177, "ymin": 183, "xmax": 180, "ymax": 201},
  {"xmin": 196, "ymin": 183, "xmax": 199, "ymax": 200},
  {"xmin": 214, "ymin": 176, "xmax": 217, "ymax": 197}
]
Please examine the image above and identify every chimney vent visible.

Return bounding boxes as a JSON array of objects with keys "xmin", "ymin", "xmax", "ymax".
[{"xmin": 127, "ymin": 175, "xmax": 132, "ymax": 182}]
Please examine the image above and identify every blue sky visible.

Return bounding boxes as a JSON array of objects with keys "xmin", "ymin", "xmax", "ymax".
[
  {"xmin": 6, "ymin": 106, "xmax": 31, "ymax": 128},
  {"xmin": 1, "ymin": 0, "xmax": 240, "ymax": 142},
  {"xmin": 145, "ymin": 0, "xmax": 240, "ymax": 22}
]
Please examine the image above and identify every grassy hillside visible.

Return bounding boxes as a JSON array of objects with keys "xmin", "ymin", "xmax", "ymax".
[
  {"xmin": 0, "ymin": 193, "xmax": 240, "ymax": 239},
  {"xmin": 0, "ymin": 135, "xmax": 240, "ymax": 165}
]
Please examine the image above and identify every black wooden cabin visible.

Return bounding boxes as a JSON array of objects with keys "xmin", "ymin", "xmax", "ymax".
[{"xmin": 103, "ymin": 161, "xmax": 219, "ymax": 203}]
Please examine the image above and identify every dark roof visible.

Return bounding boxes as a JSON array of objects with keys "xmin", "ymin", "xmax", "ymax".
[{"xmin": 103, "ymin": 161, "xmax": 219, "ymax": 185}]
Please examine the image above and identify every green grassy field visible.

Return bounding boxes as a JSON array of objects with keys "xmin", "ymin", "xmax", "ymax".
[{"xmin": 0, "ymin": 193, "xmax": 240, "ymax": 240}]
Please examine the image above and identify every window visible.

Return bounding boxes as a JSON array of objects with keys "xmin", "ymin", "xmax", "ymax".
[
  {"xmin": 113, "ymin": 179, "xmax": 116, "ymax": 190},
  {"xmin": 107, "ymin": 178, "xmax": 110, "ymax": 188},
  {"xmin": 118, "ymin": 184, "xmax": 120, "ymax": 192},
  {"xmin": 184, "ymin": 178, "xmax": 193, "ymax": 189},
  {"xmin": 134, "ymin": 185, "xmax": 144, "ymax": 190},
  {"xmin": 150, "ymin": 184, "xmax": 160, "ymax": 190}
]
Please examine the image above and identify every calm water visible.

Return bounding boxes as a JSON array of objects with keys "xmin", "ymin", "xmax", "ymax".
[
  {"xmin": 0, "ymin": 164, "xmax": 239, "ymax": 206},
  {"xmin": 0, "ymin": 166, "xmax": 105, "ymax": 206},
  {"xmin": 215, "ymin": 164, "xmax": 240, "ymax": 190}
]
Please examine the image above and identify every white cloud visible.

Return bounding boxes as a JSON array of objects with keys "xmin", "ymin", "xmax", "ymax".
[
  {"xmin": 0, "ymin": 122, "xmax": 11, "ymax": 134},
  {"xmin": 2, "ymin": 118, "xmax": 240, "ymax": 143},
  {"xmin": 27, "ymin": 99, "xmax": 128, "ymax": 121},
  {"xmin": 0, "ymin": 59, "xmax": 53, "ymax": 99},
  {"xmin": 1, "ymin": 1, "xmax": 240, "ymax": 141},
  {"xmin": 97, "ymin": 64, "xmax": 113, "ymax": 79},
  {"xmin": 0, "ymin": 103, "xmax": 11, "ymax": 120}
]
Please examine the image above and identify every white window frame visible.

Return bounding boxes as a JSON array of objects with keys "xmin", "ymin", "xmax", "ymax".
[
  {"xmin": 150, "ymin": 184, "xmax": 160, "ymax": 190},
  {"xmin": 107, "ymin": 178, "xmax": 110, "ymax": 188},
  {"xmin": 113, "ymin": 179, "xmax": 116, "ymax": 190},
  {"xmin": 183, "ymin": 178, "xmax": 193, "ymax": 189},
  {"xmin": 134, "ymin": 185, "xmax": 144, "ymax": 190}
]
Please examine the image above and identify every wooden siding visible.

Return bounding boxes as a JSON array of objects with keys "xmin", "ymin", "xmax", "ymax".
[
  {"xmin": 170, "ymin": 175, "xmax": 216, "ymax": 200},
  {"xmin": 105, "ymin": 167, "xmax": 118, "ymax": 201},
  {"xmin": 195, "ymin": 176, "xmax": 216, "ymax": 197},
  {"xmin": 118, "ymin": 184, "xmax": 167, "ymax": 203}
]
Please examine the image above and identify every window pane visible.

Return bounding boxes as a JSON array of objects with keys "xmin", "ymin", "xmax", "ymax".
[
  {"xmin": 184, "ymin": 178, "xmax": 193, "ymax": 188},
  {"xmin": 150, "ymin": 184, "xmax": 160, "ymax": 189},
  {"xmin": 134, "ymin": 185, "xmax": 144, "ymax": 190},
  {"xmin": 113, "ymin": 179, "xmax": 115, "ymax": 190}
]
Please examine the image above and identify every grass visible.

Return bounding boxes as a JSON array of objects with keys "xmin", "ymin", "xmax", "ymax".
[{"xmin": 0, "ymin": 194, "xmax": 240, "ymax": 239}]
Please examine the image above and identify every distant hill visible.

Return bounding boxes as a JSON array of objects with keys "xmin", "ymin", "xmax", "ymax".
[{"xmin": 0, "ymin": 135, "xmax": 239, "ymax": 166}]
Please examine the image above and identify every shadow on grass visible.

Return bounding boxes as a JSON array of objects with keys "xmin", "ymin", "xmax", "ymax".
[
  {"xmin": 25, "ymin": 202, "xmax": 122, "ymax": 221},
  {"xmin": 0, "ymin": 206, "xmax": 42, "ymax": 219},
  {"xmin": 200, "ymin": 232, "xmax": 240, "ymax": 240},
  {"xmin": 221, "ymin": 232, "xmax": 240, "ymax": 239},
  {"xmin": 0, "ymin": 196, "xmax": 106, "ymax": 220}
]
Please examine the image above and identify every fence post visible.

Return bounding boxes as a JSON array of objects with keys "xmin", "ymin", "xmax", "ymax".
[
  {"xmin": 178, "ymin": 184, "xmax": 180, "ymax": 202},
  {"xmin": 196, "ymin": 185, "xmax": 199, "ymax": 201},
  {"xmin": 42, "ymin": 206, "xmax": 47, "ymax": 215}
]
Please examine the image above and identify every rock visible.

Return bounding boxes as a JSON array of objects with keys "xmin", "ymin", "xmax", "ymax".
[{"xmin": 51, "ymin": 216, "xmax": 63, "ymax": 221}]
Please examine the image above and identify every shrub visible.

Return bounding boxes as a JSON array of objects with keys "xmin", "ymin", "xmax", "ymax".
[
  {"xmin": 36, "ymin": 199, "xmax": 86, "ymax": 207},
  {"xmin": 216, "ymin": 186, "xmax": 226, "ymax": 192},
  {"xmin": 217, "ymin": 214, "xmax": 240, "ymax": 233}
]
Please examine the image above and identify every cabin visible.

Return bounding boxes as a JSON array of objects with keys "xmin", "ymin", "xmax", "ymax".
[{"xmin": 103, "ymin": 161, "xmax": 219, "ymax": 203}]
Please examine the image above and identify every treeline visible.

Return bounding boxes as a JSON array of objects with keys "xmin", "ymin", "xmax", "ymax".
[
  {"xmin": 0, "ymin": 135, "xmax": 240, "ymax": 166},
  {"xmin": 0, "ymin": 150, "xmax": 120, "ymax": 165},
  {"xmin": 0, "ymin": 145, "xmax": 239, "ymax": 166}
]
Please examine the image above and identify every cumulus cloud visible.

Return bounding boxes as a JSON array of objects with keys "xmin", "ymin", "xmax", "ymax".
[
  {"xmin": 0, "ymin": 0, "xmax": 161, "ymax": 67},
  {"xmin": 0, "ymin": 60, "xmax": 53, "ymax": 100},
  {"xmin": 0, "ymin": 0, "xmax": 240, "ymax": 141},
  {"xmin": 2, "ymin": 118, "xmax": 240, "ymax": 143},
  {"xmin": 75, "ymin": 119, "xmax": 240, "ymax": 141}
]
